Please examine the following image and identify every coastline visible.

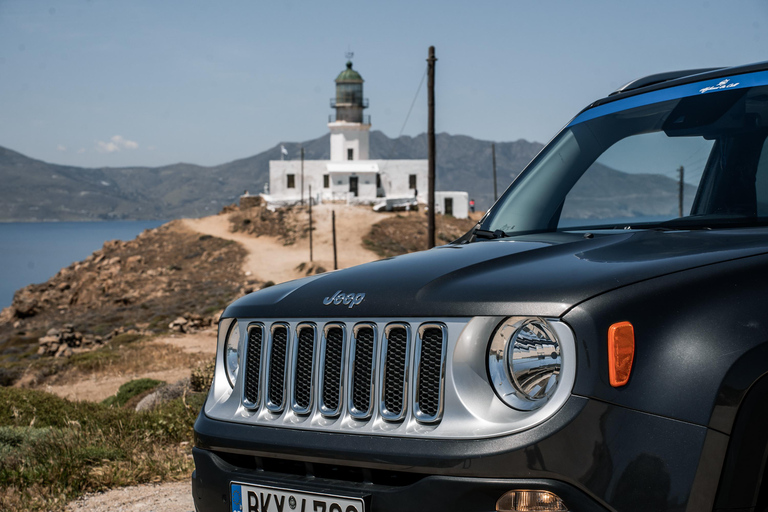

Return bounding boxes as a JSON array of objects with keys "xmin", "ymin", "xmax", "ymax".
[{"xmin": 0, "ymin": 220, "xmax": 167, "ymax": 309}]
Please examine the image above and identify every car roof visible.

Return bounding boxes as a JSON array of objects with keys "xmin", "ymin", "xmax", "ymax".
[{"xmin": 586, "ymin": 60, "xmax": 768, "ymax": 111}]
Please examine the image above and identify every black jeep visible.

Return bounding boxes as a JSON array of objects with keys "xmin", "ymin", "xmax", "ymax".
[{"xmin": 193, "ymin": 61, "xmax": 768, "ymax": 512}]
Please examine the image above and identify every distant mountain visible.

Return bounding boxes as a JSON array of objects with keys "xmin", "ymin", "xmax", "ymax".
[
  {"xmin": 2, "ymin": 133, "xmax": 691, "ymax": 223},
  {"xmin": 0, "ymin": 132, "xmax": 542, "ymax": 221}
]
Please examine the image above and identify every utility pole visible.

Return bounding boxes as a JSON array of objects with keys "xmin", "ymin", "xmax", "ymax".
[
  {"xmin": 308, "ymin": 185, "xmax": 313, "ymax": 262},
  {"xmin": 427, "ymin": 46, "xmax": 437, "ymax": 249},
  {"xmin": 301, "ymin": 147, "xmax": 305, "ymax": 206},
  {"xmin": 332, "ymin": 210, "xmax": 338, "ymax": 270},
  {"xmin": 492, "ymin": 143, "xmax": 498, "ymax": 202},
  {"xmin": 678, "ymin": 165, "xmax": 684, "ymax": 217}
]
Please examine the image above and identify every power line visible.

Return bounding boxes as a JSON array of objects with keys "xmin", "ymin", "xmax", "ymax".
[{"xmin": 379, "ymin": 66, "xmax": 428, "ymax": 170}]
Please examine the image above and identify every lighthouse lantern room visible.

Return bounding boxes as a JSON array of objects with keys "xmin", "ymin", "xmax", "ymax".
[{"xmin": 329, "ymin": 60, "xmax": 370, "ymax": 162}]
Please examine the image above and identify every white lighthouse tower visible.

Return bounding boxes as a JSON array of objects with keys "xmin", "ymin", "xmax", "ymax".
[
  {"xmin": 266, "ymin": 57, "xmax": 441, "ymax": 212},
  {"xmin": 328, "ymin": 59, "xmax": 370, "ymax": 161}
]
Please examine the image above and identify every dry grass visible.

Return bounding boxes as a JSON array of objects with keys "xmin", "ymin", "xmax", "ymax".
[
  {"xmin": 229, "ymin": 204, "xmax": 309, "ymax": 245},
  {"xmin": 24, "ymin": 336, "xmax": 208, "ymax": 388},
  {"xmin": 0, "ymin": 387, "xmax": 204, "ymax": 511},
  {"xmin": 363, "ymin": 213, "xmax": 476, "ymax": 258}
]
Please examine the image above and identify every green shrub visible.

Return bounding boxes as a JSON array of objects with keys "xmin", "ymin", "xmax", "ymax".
[
  {"xmin": 0, "ymin": 387, "xmax": 206, "ymax": 511},
  {"xmin": 102, "ymin": 378, "xmax": 164, "ymax": 408},
  {"xmin": 191, "ymin": 360, "xmax": 215, "ymax": 392},
  {"xmin": 110, "ymin": 333, "xmax": 143, "ymax": 346}
]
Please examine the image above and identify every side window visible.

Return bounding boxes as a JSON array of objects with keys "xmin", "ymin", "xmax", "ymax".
[
  {"xmin": 409, "ymin": 174, "xmax": 417, "ymax": 189},
  {"xmin": 347, "ymin": 148, "xmax": 354, "ymax": 160},
  {"xmin": 323, "ymin": 174, "xmax": 330, "ymax": 188},
  {"xmin": 287, "ymin": 174, "xmax": 295, "ymax": 189},
  {"xmin": 755, "ymin": 137, "xmax": 768, "ymax": 217},
  {"xmin": 559, "ymin": 132, "xmax": 712, "ymax": 228}
]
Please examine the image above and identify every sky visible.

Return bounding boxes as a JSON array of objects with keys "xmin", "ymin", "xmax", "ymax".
[{"xmin": 0, "ymin": 0, "xmax": 766, "ymax": 169}]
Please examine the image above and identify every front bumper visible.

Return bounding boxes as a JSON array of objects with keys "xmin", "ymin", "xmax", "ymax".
[{"xmin": 192, "ymin": 396, "xmax": 714, "ymax": 511}]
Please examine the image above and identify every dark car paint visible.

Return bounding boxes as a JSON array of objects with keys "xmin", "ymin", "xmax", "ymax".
[
  {"xmin": 194, "ymin": 395, "xmax": 713, "ymax": 511},
  {"xmin": 192, "ymin": 448, "xmax": 611, "ymax": 512},
  {"xmin": 223, "ymin": 228, "xmax": 768, "ymax": 321},
  {"xmin": 566, "ymin": 249, "xmax": 768, "ymax": 428},
  {"xmin": 204, "ymin": 230, "xmax": 768, "ymax": 511}
]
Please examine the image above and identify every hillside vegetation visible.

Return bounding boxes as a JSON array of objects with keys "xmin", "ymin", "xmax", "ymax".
[
  {"xmin": 363, "ymin": 211, "xmax": 476, "ymax": 258},
  {"xmin": 0, "ymin": 221, "xmax": 247, "ymax": 387}
]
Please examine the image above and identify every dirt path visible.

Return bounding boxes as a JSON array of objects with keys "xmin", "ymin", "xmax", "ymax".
[
  {"xmin": 183, "ymin": 204, "xmax": 390, "ymax": 283},
  {"xmin": 38, "ymin": 329, "xmax": 217, "ymax": 402},
  {"xmin": 66, "ymin": 481, "xmax": 194, "ymax": 512}
]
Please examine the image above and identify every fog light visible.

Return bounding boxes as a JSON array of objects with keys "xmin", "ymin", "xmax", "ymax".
[{"xmin": 496, "ymin": 490, "xmax": 568, "ymax": 512}]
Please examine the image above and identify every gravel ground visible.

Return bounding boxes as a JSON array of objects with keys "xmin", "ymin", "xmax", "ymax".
[{"xmin": 66, "ymin": 481, "xmax": 195, "ymax": 512}]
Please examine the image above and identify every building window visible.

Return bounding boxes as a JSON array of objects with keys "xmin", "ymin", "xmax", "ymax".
[
  {"xmin": 376, "ymin": 173, "xmax": 381, "ymax": 188},
  {"xmin": 347, "ymin": 148, "xmax": 354, "ymax": 160},
  {"xmin": 409, "ymin": 174, "xmax": 417, "ymax": 189},
  {"xmin": 323, "ymin": 174, "xmax": 330, "ymax": 188},
  {"xmin": 287, "ymin": 174, "xmax": 295, "ymax": 189}
]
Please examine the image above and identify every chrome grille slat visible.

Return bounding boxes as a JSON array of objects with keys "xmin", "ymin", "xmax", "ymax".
[
  {"xmin": 291, "ymin": 325, "xmax": 316, "ymax": 414},
  {"xmin": 243, "ymin": 324, "xmax": 263, "ymax": 409},
  {"xmin": 319, "ymin": 325, "xmax": 345, "ymax": 417},
  {"xmin": 414, "ymin": 324, "xmax": 447, "ymax": 423},
  {"xmin": 349, "ymin": 324, "xmax": 377, "ymax": 419},
  {"xmin": 266, "ymin": 324, "xmax": 289, "ymax": 412},
  {"xmin": 380, "ymin": 324, "xmax": 410, "ymax": 421}
]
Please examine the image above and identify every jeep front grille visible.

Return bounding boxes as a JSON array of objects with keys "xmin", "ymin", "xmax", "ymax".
[{"xmin": 243, "ymin": 320, "xmax": 446, "ymax": 425}]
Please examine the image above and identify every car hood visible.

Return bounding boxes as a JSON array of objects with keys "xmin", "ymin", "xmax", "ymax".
[{"xmin": 223, "ymin": 228, "xmax": 768, "ymax": 319}]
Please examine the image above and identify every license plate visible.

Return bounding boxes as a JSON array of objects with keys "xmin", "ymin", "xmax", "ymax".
[{"xmin": 231, "ymin": 482, "xmax": 365, "ymax": 512}]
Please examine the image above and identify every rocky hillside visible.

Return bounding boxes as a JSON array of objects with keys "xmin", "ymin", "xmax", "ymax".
[
  {"xmin": 0, "ymin": 132, "xmax": 541, "ymax": 221},
  {"xmin": 0, "ymin": 220, "xmax": 249, "ymax": 384}
]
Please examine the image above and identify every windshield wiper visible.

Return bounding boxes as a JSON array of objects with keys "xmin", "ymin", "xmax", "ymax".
[{"xmin": 474, "ymin": 228, "xmax": 510, "ymax": 240}]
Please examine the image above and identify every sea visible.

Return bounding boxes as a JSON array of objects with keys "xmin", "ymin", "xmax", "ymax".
[{"xmin": 0, "ymin": 221, "xmax": 166, "ymax": 310}]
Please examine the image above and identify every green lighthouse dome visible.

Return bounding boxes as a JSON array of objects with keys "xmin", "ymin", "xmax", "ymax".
[{"xmin": 335, "ymin": 61, "xmax": 364, "ymax": 83}]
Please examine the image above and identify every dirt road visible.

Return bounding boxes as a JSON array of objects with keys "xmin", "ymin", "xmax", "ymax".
[
  {"xmin": 183, "ymin": 204, "xmax": 389, "ymax": 283},
  {"xmin": 66, "ymin": 481, "xmax": 194, "ymax": 512}
]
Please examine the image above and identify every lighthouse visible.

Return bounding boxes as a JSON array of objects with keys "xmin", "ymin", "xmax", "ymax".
[
  {"xmin": 266, "ymin": 57, "xmax": 446, "ymax": 213},
  {"xmin": 329, "ymin": 60, "xmax": 370, "ymax": 161}
]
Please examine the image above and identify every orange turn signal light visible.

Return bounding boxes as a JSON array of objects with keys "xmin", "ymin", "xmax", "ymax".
[{"xmin": 608, "ymin": 321, "xmax": 635, "ymax": 387}]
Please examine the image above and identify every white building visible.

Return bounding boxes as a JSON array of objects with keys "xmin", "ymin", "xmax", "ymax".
[
  {"xmin": 435, "ymin": 191, "xmax": 470, "ymax": 218},
  {"xmin": 265, "ymin": 60, "xmax": 467, "ymax": 218}
]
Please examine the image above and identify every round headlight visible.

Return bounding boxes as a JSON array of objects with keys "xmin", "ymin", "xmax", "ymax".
[
  {"xmin": 225, "ymin": 321, "xmax": 241, "ymax": 387},
  {"xmin": 488, "ymin": 317, "xmax": 561, "ymax": 411}
]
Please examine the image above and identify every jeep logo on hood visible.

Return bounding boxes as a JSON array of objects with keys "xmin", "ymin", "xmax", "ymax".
[{"xmin": 323, "ymin": 290, "xmax": 366, "ymax": 309}]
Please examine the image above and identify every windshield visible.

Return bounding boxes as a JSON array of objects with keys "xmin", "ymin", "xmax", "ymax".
[{"xmin": 481, "ymin": 71, "xmax": 768, "ymax": 235}]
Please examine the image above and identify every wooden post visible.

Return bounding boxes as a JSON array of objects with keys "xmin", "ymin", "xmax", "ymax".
[
  {"xmin": 308, "ymin": 185, "xmax": 313, "ymax": 262},
  {"xmin": 332, "ymin": 210, "xmax": 338, "ymax": 270},
  {"xmin": 678, "ymin": 165, "xmax": 684, "ymax": 217},
  {"xmin": 427, "ymin": 46, "xmax": 437, "ymax": 249},
  {"xmin": 301, "ymin": 147, "xmax": 305, "ymax": 206}
]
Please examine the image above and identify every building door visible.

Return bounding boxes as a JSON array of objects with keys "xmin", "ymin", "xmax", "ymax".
[
  {"xmin": 445, "ymin": 197, "xmax": 453, "ymax": 216},
  {"xmin": 349, "ymin": 176, "xmax": 359, "ymax": 197}
]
